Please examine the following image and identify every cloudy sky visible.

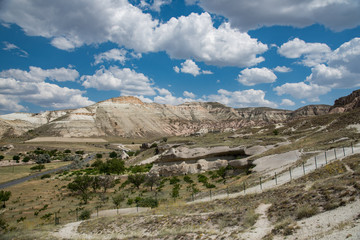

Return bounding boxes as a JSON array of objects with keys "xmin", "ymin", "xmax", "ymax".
[{"xmin": 0, "ymin": 0, "xmax": 359, "ymax": 114}]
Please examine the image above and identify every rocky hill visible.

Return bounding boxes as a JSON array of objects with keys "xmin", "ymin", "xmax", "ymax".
[
  {"xmin": 0, "ymin": 90, "xmax": 359, "ymax": 139},
  {"xmin": 330, "ymin": 89, "xmax": 360, "ymax": 113}
]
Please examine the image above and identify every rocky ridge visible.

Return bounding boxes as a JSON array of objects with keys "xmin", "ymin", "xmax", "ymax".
[{"xmin": 1, "ymin": 90, "xmax": 359, "ymax": 139}]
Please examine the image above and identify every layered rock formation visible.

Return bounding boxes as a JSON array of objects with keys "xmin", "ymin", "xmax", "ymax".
[{"xmin": 1, "ymin": 90, "xmax": 359, "ymax": 139}]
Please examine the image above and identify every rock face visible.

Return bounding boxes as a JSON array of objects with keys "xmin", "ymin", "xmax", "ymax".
[
  {"xmin": 291, "ymin": 105, "xmax": 331, "ymax": 118},
  {"xmin": 156, "ymin": 146, "xmax": 246, "ymax": 163},
  {"xmin": 2, "ymin": 92, "xmax": 358, "ymax": 139},
  {"xmin": 149, "ymin": 159, "xmax": 229, "ymax": 177},
  {"xmin": 330, "ymin": 89, "xmax": 360, "ymax": 113}
]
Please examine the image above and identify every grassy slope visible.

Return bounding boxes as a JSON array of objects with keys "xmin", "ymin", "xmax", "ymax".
[{"xmin": 1, "ymin": 109, "xmax": 360, "ymax": 239}]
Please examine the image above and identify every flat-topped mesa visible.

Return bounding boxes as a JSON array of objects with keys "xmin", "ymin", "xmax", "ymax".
[{"xmin": 102, "ymin": 96, "xmax": 145, "ymax": 105}]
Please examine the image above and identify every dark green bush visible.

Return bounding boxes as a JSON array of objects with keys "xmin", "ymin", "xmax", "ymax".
[
  {"xmin": 41, "ymin": 174, "xmax": 51, "ymax": 179},
  {"xmin": 79, "ymin": 209, "xmax": 91, "ymax": 220}
]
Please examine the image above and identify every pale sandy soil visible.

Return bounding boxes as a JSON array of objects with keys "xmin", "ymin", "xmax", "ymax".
[
  {"xmin": 90, "ymin": 207, "xmax": 150, "ymax": 218},
  {"xmin": 239, "ymin": 203, "xmax": 273, "ymax": 240},
  {"xmin": 274, "ymin": 199, "xmax": 360, "ymax": 240},
  {"xmin": 26, "ymin": 137, "xmax": 107, "ymax": 143}
]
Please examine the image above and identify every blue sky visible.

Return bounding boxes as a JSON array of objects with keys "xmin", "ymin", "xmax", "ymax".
[{"xmin": 0, "ymin": 0, "xmax": 359, "ymax": 114}]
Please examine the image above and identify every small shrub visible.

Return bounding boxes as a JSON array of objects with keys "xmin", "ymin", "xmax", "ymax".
[
  {"xmin": 169, "ymin": 176, "xmax": 180, "ymax": 185},
  {"xmin": 96, "ymin": 153, "xmax": 102, "ymax": 159},
  {"xmin": 79, "ymin": 209, "xmax": 91, "ymax": 220},
  {"xmin": 197, "ymin": 174, "xmax": 208, "ymax": 184},
  {"xmin": 183, "ymin": 175, "xmax": 193, "ymax": 184},
  {"xmin": 205, "ymin": 182, "xmax": 216, "ymax": 189},
  {"xmin": 296, "ymin": 204, "xmax": 318, "ymax": 220},
  {"xmin": 137, "ymin": 197, "xmax": 158, "ymax": 208},
  {"xmin": 150, "ymin": 143, "xmax": 158, "ymax": 148},
  {"xmin": 22, "ymin": 156, "xmax": 30, "ymax": 163},
  {"xmin": 243, "ymin": 209, "xmax": 259, "ymax": 228},
  {"xmin": 109, "ymin": 151, "xmax": 117, "ymax": 158},
  {"xmin": 12, "ymin": 155, "xmax": 20, "ymax": 161},
  {"xmin": 64, "ymin": 149, "xmax": 71, "ymax": 154},
  {"xmin": 75, "ymin": 151, "xmax": 84, "ymax": 154},
  {"xmin": 127, "ymin": 198, "xmax": 134, "ymax": 205},
  {"xmin": 41, "ymin": 174, "xmax": 51, "ymax": 179},
  {"xmin": 272, "ymin": 218, "xmax": 297, "ymax": 236},
  {"xmin": 0, "ymin": 155, "xmax": 4, "ymax": 160}
]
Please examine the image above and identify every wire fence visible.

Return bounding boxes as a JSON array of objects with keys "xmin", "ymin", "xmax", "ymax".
[{"xmin": 190, "ymin": 142, "xmax": 359, "ymax": 203}]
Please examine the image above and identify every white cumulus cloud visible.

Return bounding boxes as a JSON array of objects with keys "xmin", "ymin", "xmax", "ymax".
[
  {"xmin": 183, "ymin": 91, "xmax": 196, "ymax": 98},
  {"xmin": 0, "ymin": 66, "xmax": 79, "ymax": 82},
  {"xmin": 0, "ymin": 1, "xmax": 267, "ymax": 67},
  {"xmin": 94, "ymin": 49, "xmax": 128, "ymax": 65},
  {"xmin": 237, "ymin": 67, "xmax": 277, "ymax": 86},
  {"xmin": 306, "ymin": 38, "xmax": 360, "ymax": 89},
  {"xmin": 274, "ymin": 82, "xmax": 331, "ymax": 102},
  {"xmin": 81, "ymin": 66, "xmax": 156, "ymax": 96},
  {"xmin": 174, "ymin": 60, "xmax": 213, "ymax": 76},
  {"xmin": 190, "ymin": 0, "xmax": 360, "ymax": 31},
  {"xmin": 280, "ymin": 99, "xmax": 295, "ymax": 107},
  {"xmin": 278, "ymin": 38, "xmax": 331, "ymax": 67},
  {"xmin": 207, "ymin": 89, "xmax": 277, "ymax": 108}
]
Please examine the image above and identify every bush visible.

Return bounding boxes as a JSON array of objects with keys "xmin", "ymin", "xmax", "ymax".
[
  {"xmin": 96, "ymin": 153, "xmax": 102, "ymax": 159},
  {"xmin": 79, "ymin": 209, "xmax": 91, "ymax": 220},
  {"xmin": 205, "ymin": 182, "xmax": 216, "ymax": 189},
  {"xmin": 30, "ymin": 164, "xmax": 45, "ymax": 172},
  {"xmin": 64, "ymin": 149, "xmax": 71, "ymax": 153},
  {"xmin": 150, "ymin": 143, "xmax": 158, "ymax": 148},
  {"xmin": 183, "ymin": 175, "xmax": 193, "ymax": 184},
  {"xmin": 0, "ymin": 155, "xmax": 4, "ymax": 160},
  {"xmin": 137, "ymin": 197, "xmax": 158, "ymax": 208},
  {"xmin": 41, "ymin": 174, "xmax": 51, "ymax": 179},
  {"xmin": 22, "ymin": 156, "xmax": 30, "ymax": 163},
  {"xmin": 75, "ymin": 151, "xmax": 84, "ymax": 154},
  {"xmin": 296, "ymin": 204, "xmax": 318, "ymax": 220},
  {"xmin": 35, "ymin": 154, "xmax": 51, "ymax": 164},
  {"xmin": 197, "ymin": 174, "xmax": 208, "ymax": 184},
  {"xmin": 109, "ymin": 151, "xmax": 117, "ymax": 158},
  {"xmin": 127, "ymin": 198, "xmax": 134, "ymax": 205},
  {"xmin": 12, "ymin": 155, "xmax": 20, "ymax": 161},
  {"xmin": 169, "ymin": 176, "xmax": 180, "ymax": 185}
]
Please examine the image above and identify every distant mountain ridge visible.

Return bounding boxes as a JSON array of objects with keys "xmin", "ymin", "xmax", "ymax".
[{"xmin": 1, "ymin": 90, "xmax": 359, "ymax": 139}]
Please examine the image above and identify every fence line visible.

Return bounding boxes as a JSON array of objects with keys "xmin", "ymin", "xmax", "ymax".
[{"xmin": 191, "ymin": 142, "xmax": 359, "ymax": 203}]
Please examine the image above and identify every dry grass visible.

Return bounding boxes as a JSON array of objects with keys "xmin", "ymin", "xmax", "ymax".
[{"xmin": 0, "ymin": 161, "xmax": 69, "ymax": 184}]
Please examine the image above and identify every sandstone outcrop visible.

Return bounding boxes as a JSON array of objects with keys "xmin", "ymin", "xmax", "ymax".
[
  {"xmin": 149, "ymin": 159, "xmax": 228, "ymax": 177},
  {"xmin": 156, "ymin": 146, "xmax": 246, "ymax": 163}
]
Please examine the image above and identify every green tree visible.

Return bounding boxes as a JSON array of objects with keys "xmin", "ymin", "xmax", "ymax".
[
  {"xmin": 145, "ymin": 175, "xmax": 159, "ymax": 191},
  {"xmin": 107, "ymin": 158, "xmax": 125, "ymax": 174},
  {"xmin": 0, "ymin": 190, "xmax": 11, "ymax": 208},
  {"xmin": 30, "ymin": 164, "xmax": 45, "ymax": 172},
  {"xmin": 91, "ymin": 176, "xmax": 101, "ymax": 193},
  {"xmin": 112, "ymin": 193, "xmax": 125, "ymax": 214},
  {"xmin": 22, "ymin": 156, "xmax": 30, "ymax": 163},
  {"xmin": 96, "ymin": 153, "xmax": 103, "ymax": 159},
  {"xmin": 128, "ymin": 174, "xmax": 145, "ymax": 189},
  {"xmin": 0, "ymin": 155, "xmax": 4, "ymax": 160},
  {"xmin": 13, "ymin": 155, "xmax": 20, "ymax": 161},
  {"xmin": 67, "ymin": 175, "xmax": 92, "ymax": 204},
  {"xmin": 109, "ymin": 151, "xmax": 117, "ymax": 158},
  {"xmin": 99, "ymin": 175, "xmax": 115, "ymax": 193},
  {"xmin": 64, "ymin": 149, "xmax": 71, "ymax": 153},
  {"xmin": 216, "ymin": 167, "xmax": 227, "ymax": 181}
]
